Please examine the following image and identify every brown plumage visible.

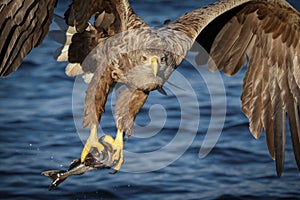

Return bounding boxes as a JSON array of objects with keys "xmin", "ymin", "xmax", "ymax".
[
  {"xmin": 198, "ymin": 1, "xmax": 300, "ymax": 176},
  {"xmin": 0, "ymin": 0, "xmax": 57, "ymax": 76},
  {"xmin": 0, "ymin": 0, "xmax": 299, "ymax": 176}
]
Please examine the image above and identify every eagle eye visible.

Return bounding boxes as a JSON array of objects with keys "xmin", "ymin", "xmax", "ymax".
[{"xmin": 141, "ymin": 55, "xmax": 148, "ymax": 62}]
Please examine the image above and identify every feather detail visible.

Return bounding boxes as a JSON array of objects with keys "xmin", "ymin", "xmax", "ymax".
[
  {"xmin": 0, "ymin": 0, "xmax": 57, "ymax": 76},
  {"xmin": 168, "ymin": 0, "xmax": 300, "ymax": 174}
]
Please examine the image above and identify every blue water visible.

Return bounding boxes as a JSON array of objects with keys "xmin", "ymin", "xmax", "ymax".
[{"xmin": 0, "ymin": 0, "xmax": 299, "ymax": 199}]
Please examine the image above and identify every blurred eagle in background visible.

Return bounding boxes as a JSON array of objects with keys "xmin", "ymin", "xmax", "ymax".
[{"xmin": 0, "ymin": 0, "xmax": 299, "ymax": 177}]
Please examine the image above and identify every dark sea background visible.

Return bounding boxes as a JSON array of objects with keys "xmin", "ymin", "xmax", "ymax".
[{"xmin": 0, "ymin": 0, "xmax": 300, "ymax": 199}]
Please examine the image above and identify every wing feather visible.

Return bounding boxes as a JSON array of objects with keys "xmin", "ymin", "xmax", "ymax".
[
  {"xmin": 222, "ymin": 15, "xmax": 255, "ymax": 75},
  {"xmin": 272, "ymin": 78, "xmax": 286, "ymax": 176},
  {"xmin": 261, "ymin": 58, "xmax": 275, "ymax": 159},
  {"xmin": 0, "ymin": 0, "xmax": 56, "ymax": 76},
  {"xmin": 247, "ymin": 47, "xmax": 264, "ymax": 138},
  {"xmin": 281, "ymin": 66, "xmax": 300, "ymax": 172},
  {"xmin": 207, "ymin": 18, "xmax": 243, "ymax": 72},
  {"xmin": 289, "ymin": 102, "xmax": 300, "ymax": 169}
]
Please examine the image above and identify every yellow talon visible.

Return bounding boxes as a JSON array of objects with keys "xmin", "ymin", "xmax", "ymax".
[
  {"xmin": 80, "ymin": 127, "xmax": 125, "ymax": 171},
  {"xmin": 102, "ymin": 129, "xmax": 124, "ymax": 171},
  {"xmin": 81, "ymin": 125, "xmax": 104, "ymax": 163},
  {"xmin": 111, "ymin": 129, "xmax": 124, "ymax": 171}
]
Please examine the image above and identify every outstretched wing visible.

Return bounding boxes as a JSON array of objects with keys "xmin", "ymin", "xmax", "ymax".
[
  {"xmin": 164, "ymin": 0, "xmax": 300, "ymax": 176},
  {"xmin": 0, "ymin": 0, "xmax": 57, "ymax": 76}
]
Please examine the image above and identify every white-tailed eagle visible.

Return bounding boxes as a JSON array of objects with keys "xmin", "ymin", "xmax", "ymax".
[{"xmin": 0, "ymin": 0, "xmax": 299, "ymax": 177}]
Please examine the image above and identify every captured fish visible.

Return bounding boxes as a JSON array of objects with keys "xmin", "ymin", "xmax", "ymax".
[{"xmin": 42, "ymin": 137, "xmax": 117, "ymax": 191}]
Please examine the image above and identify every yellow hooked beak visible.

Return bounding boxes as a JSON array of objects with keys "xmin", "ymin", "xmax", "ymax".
[{"xmin": 151, "ymin": 57, "xmax": 158, "ymax": 77}]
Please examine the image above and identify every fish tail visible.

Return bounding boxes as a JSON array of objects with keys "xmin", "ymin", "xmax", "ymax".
[{"xmin": 42, "ymin": 170, "xmax": 68, "ymax": 191}]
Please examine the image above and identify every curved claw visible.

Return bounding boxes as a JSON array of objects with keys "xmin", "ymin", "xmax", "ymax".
[
  {"xmin": 81, "ymin": 126, "xmax": 104, "ymax": 163},
  {"xmin": 102, "ymin": 129, "xmax": 124, "ymax": 171},
  {"xmin": 81, "ymin": 127, "xmax": 125, "ymax": 171},
  {"xmin": 109, "ymin": 169, "xmax": 119, "ymax": 174}
]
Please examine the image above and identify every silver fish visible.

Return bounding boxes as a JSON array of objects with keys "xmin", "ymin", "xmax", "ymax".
[{"xmin": 42, "ymin": 137, "xmax": 117, "ymax": 191}]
